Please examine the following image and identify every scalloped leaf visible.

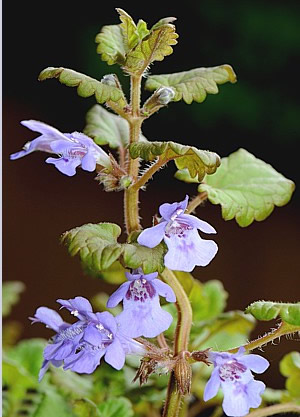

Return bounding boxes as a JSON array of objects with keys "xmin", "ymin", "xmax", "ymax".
[
  {"xmin": 124, "ymin": 24, "xmax": 178, "ymax": 75},
  {"xmin": 84, "ymin": 105, "xmax": 129, "ymax": 149},
  {"xmin": 2, "ymin": 281, "xmax": 25, "ymax": 317},
  {"xmin": 279, "ymin": 352, "xmax": 300, "ymax": 400},
  {"xmin": 123, "ymin": 241, "xmax": 167, "ymax": 274},
  {"xmin": 198, "ymin": 148, "xmax": 295, "ymax": 227},
  {"xmin": 95, "ymin": 25, "xmax": 126, "ymax": 65},
  {"xmin": 62, "ymin": 223, "xmax": 123, "ymax": 273},
  {"xmin": 129, "ymin": 141, "xmax": 220, "ymax": 181},
  {"xmin": 145, "ymin": 64, "xmax": 236, "ymax": 104},
  {"xmin": 39, "ymin": 67, "xmax": 123, "ymax": 104},
  {"xmin": 97, "ymin": 397, "xmax": 134, "ymax": 417},
  {"xmin": 246, "ymin": 301, "xmax": 300, "ymax": 326}
]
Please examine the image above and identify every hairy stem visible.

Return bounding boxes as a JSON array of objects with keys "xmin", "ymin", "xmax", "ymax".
[
  {"xmin": 245, "ymin": 403, "xmax": 300, "ymax": 417},
  {"xmin": 130, "ymin": 157, "xmax": 165, "ymax": 192},
  {"xmin": 186, "ymin": 192, "xmax": 208, "ymax": 214},
  {"xmin": 124, "ymin": 75, "xmax": 143, "ymax": 235},
  {"xmin": 229, "ymin": 322, "xmax": 300, "ymax": 353},
  {"xmin": 161, "ymin": 268, "xmax": 193, "ymax": 417}
]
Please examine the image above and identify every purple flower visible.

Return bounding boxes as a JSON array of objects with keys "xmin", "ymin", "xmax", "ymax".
[
  {"xmin": 107, "ymin": 269, "xmax": 176, "ymax": 338},
  {"xmin": 10, "ymin": 120, "xmax": 111, "ymax": 176},
  {"xmin": 137, "ymin": 196, "xmax": 218, "ymax": 272},
  {"xmin": 204, "ymin": 347, "xmax": 269, "ymax": 417},
  {"xmin": 31, "ymin": 297, "xmax": 144, "ymax": 380}
]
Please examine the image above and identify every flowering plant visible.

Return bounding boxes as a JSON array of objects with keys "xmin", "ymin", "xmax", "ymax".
[{"xmin": 3, "ymin": 8, "xmax": 300, "ymax": 417}]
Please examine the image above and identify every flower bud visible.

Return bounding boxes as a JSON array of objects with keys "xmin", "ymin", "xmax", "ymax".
[
  {"xmin": 156, "ymin": 87, "xmax": 175, "ymax": 105},
  {"xmin": 101, "ymin": 74, "xmax": 120, "ymax": 88},
  {"xmin": 191, "ymin": 348, "xmax": 211, "ymax": 365}
]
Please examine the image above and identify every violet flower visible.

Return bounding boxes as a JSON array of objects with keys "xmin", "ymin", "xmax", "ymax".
[
  {"xmin": 10, "ymin": 120, "xmax": 111, "ymax": 176},
  {"xmin": 137, "ymin": 196, "xmax": 218, "ymax": 272},
  {"xmin": 107, "ymin": 269, "xmax": 176, "ymax": 338},
  {"xmin": 204, "ymin": 347, "xmax": 269, "ymax": 417},
  {"xmin": 31, "ymin": 297, "xmax": 144, "ymax": 381}
]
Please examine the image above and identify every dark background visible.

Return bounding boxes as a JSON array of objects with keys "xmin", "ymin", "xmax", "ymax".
[{"xmin": 3, "ymin": 0, "xmax": 300, "ymax": 390}]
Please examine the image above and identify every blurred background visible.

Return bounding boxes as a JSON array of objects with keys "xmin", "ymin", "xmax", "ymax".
[{"xmin": 3, "ymin": 0, "xmax": 300, "ymax": 390}]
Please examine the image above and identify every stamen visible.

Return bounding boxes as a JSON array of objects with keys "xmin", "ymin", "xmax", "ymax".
[
  {"xmin": 96, "ymin": 323, "xmax": 104, "ymax": 331},
  {"xmin": 71, "ymin": 309, "xmax": 79, "ymax": 316}
]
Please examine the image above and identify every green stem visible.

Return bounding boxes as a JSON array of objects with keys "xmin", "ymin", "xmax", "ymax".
[
  {"xmin": 229, "ymin": 322, "xmax": 300, "ymax": 353},
  {"xmin": 124, "ymin": 75, "xmax": 143, "ymax": 235},
  {"xmin": 245, "ymin": 402, "xmax": 300, "ymax": 417},
  {"xmin": 130, "ymin": 157, "xmax": 165, "ymax": 192},
  {"xmin": 186, "ymin": 192, "xmax": 208, "ymax": 214},
  {"xmin": 161, "ymin": 268, "xmax": 193, "ymax": 417}
]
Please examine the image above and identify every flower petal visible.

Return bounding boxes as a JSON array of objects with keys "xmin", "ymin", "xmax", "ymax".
[
  {"xmin": 64, "ymin": 349, "xmax": 104, "ymax": 374},
  {"xmin": 246, "ymin": 380, "xmax": 265, "ymax": 409},
  {"xmin": 222, "ymin": 382, "xmax": 250, "ymax": 417},
  {"xmin": 240, "ymin": 354, "xmax": 269, "ymax": 374},
  {"xmin": 152, "ymin": 279, "xmax": 176, "ymax": 302},
  {"xmin": 106, "ymin": 282, "xmax": 130, "ymax": 308},
  {"xmin": 180, "ymin": 214, "xmax": 217, "ymax": 234},
  {"xmin": 30, "ymin": 307, "xmax": 65, "ymax": 332},
  {"xmin": 203, "ymin": 368, "xmax": 221, "ymax": 401},
  {"xmin": 83, "ymin": 324, "xmax": 103, "ymax": 345},
  {"xmin": 21, "ymin": 120, "xmax": 68, "ymax": 141},
  {"xmin": 137, "ymin": 221, "xmax": 167, "ymax": 248},
  {"xmin": 38, "ymin": 359, "xmax": 50, "ymax": 382},
  {"xmin": 81, "ymin": 151, "xmax": 97, "ymax": 172},
  {"xmin": 164, "ymin": 228, "xmax": 218, "ymax": 272},
  {"xmin": 117, "ymin": 295, "xmax": 173, "ymax": 338},
  {"xmin": 46, "ymin": 156, "xmax": 81, "ymax": 176},
  {"xmin": 159, "ymin": 195, "xmax": 189, "ymax": 220},
  {"xmin": 95, "ymin": 311, "xmax": 117, "ymax": 335},
  {"xmin": 104, "ymin": 337, "xmax": 125, "ymax": 370},
  {"xmin": 57, "ymin": 296, "xmax": 93, "ymax": 318}
]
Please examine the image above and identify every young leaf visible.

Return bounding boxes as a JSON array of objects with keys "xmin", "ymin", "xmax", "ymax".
[
  {"xmin": 95, "ymin": 25, "xmax": 126, "ymax": 65},
  {"xmin": 84, "ymin": 105, "xmax": 130, "ymax": 149},
  {"xmin": 145, "ymin": 64, "xmax": 237, "ymax": 104},
  {"xmin": 198, "ymin": 148, "xmax": 295, "ymax": 227},
  {"xmin": 62, "ymin": 223, "xmax": 123, "ymax": 273},
  {"xmin": 151, "ymin": 17, "xmax": 177, "ymax": 30},
  {"xmin": 97, "ymin": 397, "xmax": 134, "ymax": 417},
  {"xmin": 2, "ymin": 281, "xmax": 25, "ymax": 317},
  {"xmin": 6, "ymin": 339, "xmax": 45, "ymax": 379},
  {"xmin": 39, "ymin": 68, "xmax": 123, "ymax": 104},
  {"xmin": 129, "ymin": 141, "xmax": 220, "ymax": 181},
  {"xmin": 116, "ymin": 8, "xmax": 140, "ymax": 50},
  {"xmin": 123, "ymin": 241, "xmax": 167, "ymax": 274},
  {"xmin": 279, "ymin": 352, "xmax": 300, "ymax": 399},
  {"xmin": 246, "ymin": 301, "xmax": 300, "ymax": 326},
  {"xmin": 124, "ymin": 24, "xmax": 178, "ymax": 75}
]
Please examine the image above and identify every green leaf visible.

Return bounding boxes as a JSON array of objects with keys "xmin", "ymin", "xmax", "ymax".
[
  {"xmin": 280, "ymin": 352, "xmax": 300, "ymax": 399},
  {"xmin": 6, "ymin": 339, "xmax": 46, "ymax": 379},
  {"xmin": 129, "ymin": 141, "xmax": 220, "ymax": 181},
  {"xmin": 91, "ymin": 292, "xmax": 123, "ymax": 317},
  {"xmin": 97, "ymin": 397, "xmax": 134, "ymax": 417},
  {"xmin": 84, "ymin": 105, "xmax": 129, "ymax": 149},
  {"xmin": 50, "ymin": 367, "xmax": 93, "ymax": 398},
  {"xmin": 136, "ymin": 20, "xmax": 150, "ymax": 40},
  {"xmin": 123, "ymin": 240, "xmax": 167, "ymax": 274},
  {"xmin": 124, "ymin": 24, "xmax": 178, "ymax": 75},
  {"xmin": 39, "ymin": 67, "xmax": 123, "ymax": 104},
  {"xmin": 194, "ymin": 311, "xmax": 255, "ymax": 351},
  {"xmin": 96, "ymin": 261, "xmax": 127, "ymax": 285},
  {"xmin": 73, "ymin": 399, "xmax": 101, "ymax": 417},
  {"xmin": 246, "ymin": 301, "xmax": 300, "ymax": 326},
  {"xmin": 2, "ymin": 281, "xmax": 25, "ymax": 317},
  {"xmin": 62, "ymin": 223, "xmax": 123, "ymax": 273},
  {"xmin": 151, "ymin": 17, "xmax": 177, "ymax": 30},
  {"xmin": 116, "ymin": 9, "xmax": 140, "ymax": 50},
  {"xmin": 145, "ymin": 64, "xmax": 237, "ymax": 104},
  {"xmin": 34, "ymin": 387, "xmax": 75, "ymax": 417},
  {"xmin": 198, "ymin": 148, "xmax": 295, "ymax": 227},
  {"xmin": 95, "ymin": 25, "xmax": 126, "ymax": 65},
  {"xmin": 174, "ymin": 168, "xmax": 199, "ymax": 184},
  {"xmin": 191, "ymin": 280, "xmax": 228, "ymax": 322}
]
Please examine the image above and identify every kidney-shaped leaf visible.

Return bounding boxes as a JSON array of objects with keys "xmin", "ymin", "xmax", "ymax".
[
  {"xmin": 198, "ymin": 148, "xmax": 295, "ymax": 227},
  {"xmin": 246, "ymin": 301, "xmax": 300, "ymax": 326}
]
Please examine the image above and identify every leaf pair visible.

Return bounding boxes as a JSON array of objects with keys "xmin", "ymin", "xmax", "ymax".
[
  {"xmin": 61, "ymin": 222, "xmax": 167, "ymax": 276},
  {"xmin": 96, "ymin": 9, "xmax": 178, "ymax": 75}
]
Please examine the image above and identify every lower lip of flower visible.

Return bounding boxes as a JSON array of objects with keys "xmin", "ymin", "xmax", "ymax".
[{"xmin": 219, "ymin": 360, "xmax": 247, "ymax": 382}]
